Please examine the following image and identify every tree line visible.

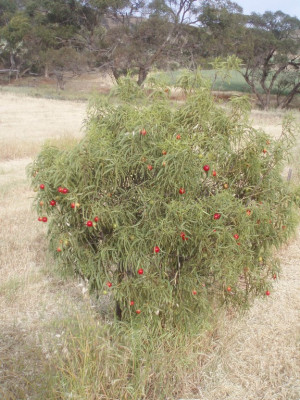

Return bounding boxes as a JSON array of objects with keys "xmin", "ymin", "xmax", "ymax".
[{"xmin": 0, "ymin": 0, "xmax": 299, "ymax": 109}]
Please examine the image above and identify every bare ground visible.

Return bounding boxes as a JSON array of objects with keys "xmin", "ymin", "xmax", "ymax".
[{"xmin": 0, "ymin": 93, "xmax": 299, "ymax": 399}]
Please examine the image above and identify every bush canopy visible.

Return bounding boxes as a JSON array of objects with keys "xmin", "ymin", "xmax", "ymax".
[{"xmin": 28, "ymin": 76, "xmax": 299, "ymax": 330}]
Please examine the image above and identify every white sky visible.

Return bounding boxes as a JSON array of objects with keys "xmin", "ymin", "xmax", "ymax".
[{"xmin": 235, "ymin": 0, "xmax": 300, "ymax": 18}]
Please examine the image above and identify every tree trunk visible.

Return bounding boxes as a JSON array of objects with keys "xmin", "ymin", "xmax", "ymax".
[
  {"xmin": 111, "ymin": 67, "xmax": 129, "ymax": 82},
  {"xmin": 278, "ymin": 82, "xmax": 300, "ymax": 109},
  {"xmin": 137, "ymin": 66, "xmax": 148, "ymax": 86},
  {"xmin": 44, "ymin": 64, "xmax": 49, "ymax": 78},
  {"xmin": 264, "ymin": 90, "xmax": 271, "ymax": 110},
  {"xmin": 242, "ymin": 72, "xmax": 267, "ymax": 109},
  {"xmin": 10, "ymin": 52, "xmax": 16, "ymax": 70},
  {"xmin": 115, "ymin": 300, "xmax": 122, "ymax": 320}
]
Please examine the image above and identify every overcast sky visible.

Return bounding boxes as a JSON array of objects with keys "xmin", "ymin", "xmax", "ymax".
[{"xmin": 235, "ymin": 0, "xmax": 300, "ymax": 18}]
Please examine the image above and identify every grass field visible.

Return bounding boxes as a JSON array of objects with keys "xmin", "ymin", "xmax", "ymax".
[
  {"xmin": 151, "ymin": 69, "xmax": 250, "ymax": 93},
  {"xmin": 0, "ymin": 91, "xmax": 299, "ymax": 399}
]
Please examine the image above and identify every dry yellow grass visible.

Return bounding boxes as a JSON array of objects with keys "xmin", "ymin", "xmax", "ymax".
[
  {"xmin": 0, "ymin": 93, "xmax": 299, "ymax": 399},
  {"xmin": 183, "ymin": 236, "xmax": 300, "ymax": 400},
  {"xmin": 0, "ymin": 92, "xmax": 86, "ymax": 160}
]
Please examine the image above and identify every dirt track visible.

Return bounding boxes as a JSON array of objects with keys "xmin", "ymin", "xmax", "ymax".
[{"xmin": 0, "ymin": 93, "xmax": 299, "ymax": 399}]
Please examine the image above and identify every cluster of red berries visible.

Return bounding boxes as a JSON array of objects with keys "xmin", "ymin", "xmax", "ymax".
[
  {"xmin": 38, "ymin": 216, "xmax": 48, "ymax": 222},
  {"xmin": 180, "ymin": 232, "xmax": 188, "ymax": 241},
  {"xmin": 58, "ymin": 186, "xmax": 69, "ymax": 194},
  {"xmin": 86, "ymin": 217, "xmax": 99, "ymax": 227}
]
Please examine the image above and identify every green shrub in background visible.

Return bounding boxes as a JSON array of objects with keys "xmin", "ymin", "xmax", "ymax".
[{"xmin": 27, "ymin": 75, "xmax": 299, "ymax": 330}]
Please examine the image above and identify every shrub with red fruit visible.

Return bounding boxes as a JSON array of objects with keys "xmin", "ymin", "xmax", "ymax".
[{"xmin": 27, "ymin": 74, "xmax": 299, "ymax": 329}]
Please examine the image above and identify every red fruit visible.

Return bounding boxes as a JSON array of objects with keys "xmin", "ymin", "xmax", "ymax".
[
  {"xmin": 162, "ymin": 150, "xmax": 167, "ymax": 155},
  {"xmin": 213, "ymin": 213, "xmax": 221, "ymax": 220},
  {"xmin": 138, "ymin": 268, "xmax": 144, "ymax": 275},
  {"xmin": 237, "ymin": 242, "xmax": 241, "ymax": 246},
  {"xmin": 180, "ymin": 232, "xmax": 188, "ymax": 241},
  {"xmin": 38, "ymin": 217, "xmax": 42, "ymax": 222},
  {"xmin": 179, "ymin": 188, "xmax": 185, "ymax": 195},
  {"xmin": 58, "ymin": 187, "xmax": 63, "ymax": 193},
  {"xmin": 147, "ymin": 165, "xmax": 153, "ymax": 171},
  {"xmin": 94, "ymin": 216, "xmax": 99, "ymax": 222},
  {"xmin": 246, "ymin": 209, "xmax": 251, "ymax": 216},
  {"xmin": 57, "ymin": 247, "xmax": 62, "ymax": 252},
  {"xmin": 130, "ymin": 301, "xmax": 134, "ymax": 306},
  {"xmin": 140, "ymin": 129, "xmax": 147, "ymax": 136},
  {"xmin": 42, "ymin": 217, "xmax": 47, "ymax": 222},
  {"xmin": 106, "ymin": 282, "xmax": 112, "ymax": 288},
  {"xmin": 176, "ymin": 134, "xmax": 181, "ymax": 140},
  {"xmin": 86, "ymin": 220, "xmax": 93, "ymax": 227},
  {"xmin": 265, "ymin": 290, "xmax": 270, "ymax": 296},
  {"xmin": 203, "ymin": 165, "xmax": 210, "ymax": 172},
  {"xmin": 40, "ymin": 184, "xmax": 45, "ymax": 190},
  {"xmin": 212, "ymin": 170, "xmax": 217, "ymax": 177},
  {"xmin": 71, "ymin": 203, "xmax": 75, "ymax": 209},
  {"xmin": 227, "ymin": 286, "xmax": 231, "ymax": 292},
  {"xmin": 233, "ymin": 234, "xmax": 239, "ymax": 240},
  {"xmin": 154, "ymin": 246, "xmax": 160, "ymax": 253},
  {"xmin": 273, "ymin": 273, "xmax": 277, "ymax": 279},
  {"xmin": 50, "ymin": 200, "xmax": 56, "ymax": 206},
  {"xmin": 192, "ymin": 290, "xmax": 197, "ymax": 295},
  {"xmin": 62, "ymin": 188, "xmax": 68, "ymax": 194},
  {"xmin": 263, "ymin": 149, "xmax": 267, "ymax": 154},
  {"xmin": 136, "ymin": 309, "xmax": 141, "ymax": 314}
]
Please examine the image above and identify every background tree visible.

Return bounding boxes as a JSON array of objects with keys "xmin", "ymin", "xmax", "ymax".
[
  {"xmin": 197, "ymin": 0, "xmax": 245, "ymax": 58},
  {"xmin": 237, "ymin": 11, "xmax": 300, "ymax": 109},
  {"xmin": 0, "ymin": 12, "xmax": 31, "ymax": 76}
]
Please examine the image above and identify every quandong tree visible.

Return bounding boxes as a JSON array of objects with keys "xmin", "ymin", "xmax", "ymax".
[{"xmin": 28, "ymin": 76, "xmax": 299, "ymax": 330}]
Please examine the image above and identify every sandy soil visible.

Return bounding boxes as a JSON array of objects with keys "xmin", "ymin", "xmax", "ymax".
[{"xmin": 0, "ymin": 93, "xmax": 299, "ymax": 399}]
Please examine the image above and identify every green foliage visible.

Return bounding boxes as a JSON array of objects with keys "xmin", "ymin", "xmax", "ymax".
[
  {"xmin": 109, "ymin": 74, "xmax": 145, "ymax": 101},
  {"xmin": 27, "ymin": 77, "xmax": 299, "ymax": 330},
  {"xmin": 0, "ymin": 13, "xmax": 31, "ymax": 48}
]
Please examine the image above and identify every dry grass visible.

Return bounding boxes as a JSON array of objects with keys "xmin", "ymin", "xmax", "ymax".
[
  {"xmin": 184, "ymin": 235, "xmax": 300, "ymax": 400},
  {"xmin": 0, "ymin": 92, "xmax": 299, "ymax": 399},
  {"xmin": 0, "ymin": 93, "xmax": 86, "ymax": 160}
]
